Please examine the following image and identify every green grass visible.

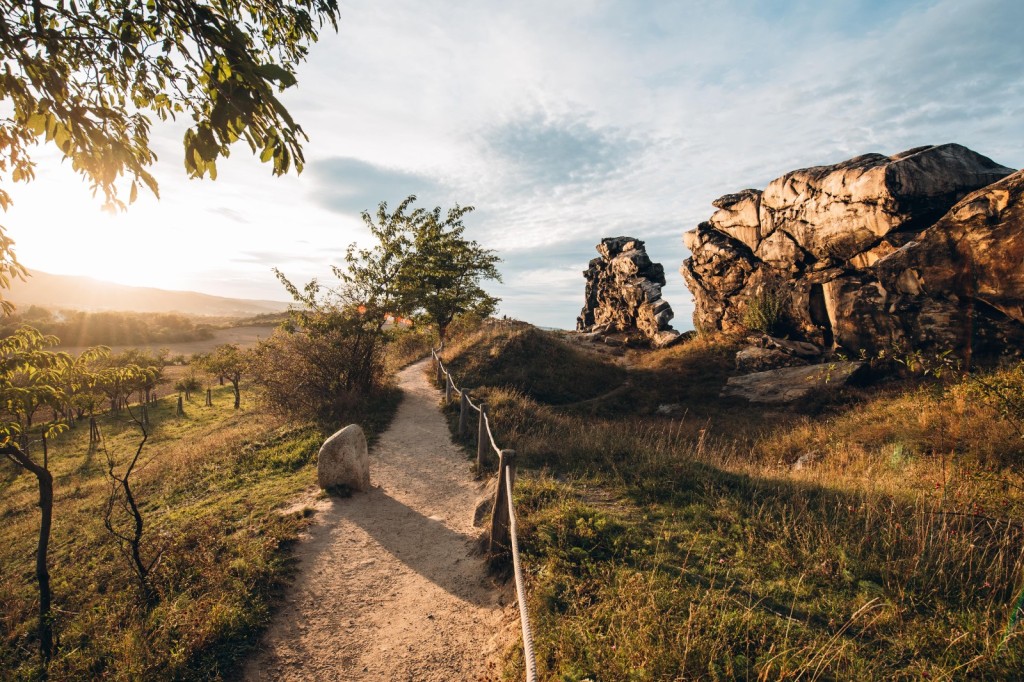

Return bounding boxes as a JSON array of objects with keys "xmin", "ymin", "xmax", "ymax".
[
  {"xmin": 0, "ymin": 382, "xmax": 401, "ymax": 680},
  {"xmin": 439, "ymin": 323, "xmax": 1024, "ymax": 681}
]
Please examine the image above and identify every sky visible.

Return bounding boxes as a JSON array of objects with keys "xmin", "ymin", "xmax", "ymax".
[{"xmin": 4, "ymin": 0, "xmax": 1024, "ymax": 329}]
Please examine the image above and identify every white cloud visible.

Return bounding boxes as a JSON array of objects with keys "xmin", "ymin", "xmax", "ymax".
[{"xmin": 5, "ymin": 0, "xmax": 1022, "ymax": 329}]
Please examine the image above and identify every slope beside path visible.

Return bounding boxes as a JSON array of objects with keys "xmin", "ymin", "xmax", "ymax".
[{"xmin": 244, "ymin": 359, "xmax": 509, "ymax": 681}]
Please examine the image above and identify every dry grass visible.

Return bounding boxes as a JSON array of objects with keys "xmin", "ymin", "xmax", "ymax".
[
  {"xmin": 439, "ymin": 324, "xmax": 1024, "ymax": 681},
  {"xmin": 0, "ymin": 378, "xmax": 400, "ymax": 680}
]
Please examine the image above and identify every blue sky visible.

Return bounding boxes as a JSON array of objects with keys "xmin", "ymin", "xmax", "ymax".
[{"xmin": 5, "ymin": 0, "xmax": 1023, "ymax": 328}]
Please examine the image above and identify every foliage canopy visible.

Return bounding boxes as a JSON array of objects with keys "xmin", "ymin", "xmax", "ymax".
[
  {"xmin": 0, "ymin": 0, "xmax": 340, "ymax": 210},
  {"xmin": 0, "ymin": 1, "xmax": 340, "ymax": 310},
  {"xmin": 354, "ymin": 195, "xmax": 502, "ymax": 338}
]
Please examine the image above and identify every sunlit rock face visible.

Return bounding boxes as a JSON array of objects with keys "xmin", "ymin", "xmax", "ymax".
[
  {"xmin": 683, "ymin": 144, "xmax": 1022, "ymax": 357},
  {"xmin": 577, "ymin": 236, "xmax": 678, "ymax": 345}
]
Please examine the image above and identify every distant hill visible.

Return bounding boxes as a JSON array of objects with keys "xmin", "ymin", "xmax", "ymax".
[{"xmin": 5, "ymin": 269, "xmax": 290, "ymax": 317}]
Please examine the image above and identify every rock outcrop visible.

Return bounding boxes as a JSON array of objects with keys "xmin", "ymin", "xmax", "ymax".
[
  {"xmin": 735, "ymin": 334, "xmax": 822, "ymax": 373},
  {"xmin": 683, "ymin": 144, "xmax": 1021, "ymax": 357},
  {"xmin": 578, "ymin": 236, "xmax": 679, "ymax": 346},
  {"xmin": 722, "ymin": 361, "xmax": 867, "ymax": 404},
  {"xmin": 875, "ymin": 169, "xmax": 1024, "ymax": 355}
]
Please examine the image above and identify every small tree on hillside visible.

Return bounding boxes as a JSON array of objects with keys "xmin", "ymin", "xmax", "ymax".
[
  {"xmin": 395, "ymin": 199, "xmax": 501, "ymax": 339},
  {"xmin": 199, "ymin": 344, "xmax": 250, "ymax": 409},
  {"xmin": 59, "ymin": 346, "xmax": 111, "ymax": 437},
  {"xmin": 174, "ymin": 369, "xmax": 202, "ymax": 402},
  {"xmin": 0, "ymin": 327, "xmax": 70, "ymax": 667},
  {"xmin": 267, "ymin": 195, "xmax": 501, "ymax": 418},
  {"xmin": 348, "ymin": 195, "xmax": 501, "ymax": 340},
  {"xmin": 101, "ymin": 395, "xmax": 160, "ymax": 608}
]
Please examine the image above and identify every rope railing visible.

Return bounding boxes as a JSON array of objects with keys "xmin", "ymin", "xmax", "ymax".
[
  {"xmin": 483, "ymin": 411, "xmax": 501, "ymax": 456},
  {"xmin": 506, "ymin": 465, "xmax": 539, "ymax": 680},
  {"xmin": 430, "ymin": 346, "xmax": 538, "ymax": 682}
]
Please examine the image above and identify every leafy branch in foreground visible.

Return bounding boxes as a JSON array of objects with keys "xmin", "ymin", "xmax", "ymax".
[
  {"xmin": 0, "ymin": 1, "xmax": 341, "ymax": 314},
  {"xmin": 0, "ymin": 1, "xmax": 341, "ymax": 211}
]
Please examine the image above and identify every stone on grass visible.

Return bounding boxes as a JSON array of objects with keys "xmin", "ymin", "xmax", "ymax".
[
  {"xmin": 317, "ymin": 424, "xmax": 370, "ymax": 492},
  {"xmin": 735, "ymin": 346, "xmax": 808, "ymax": 373},
  {"xmin": 721, "ymin": 361, "xmax": 867, "ymax": 404}
]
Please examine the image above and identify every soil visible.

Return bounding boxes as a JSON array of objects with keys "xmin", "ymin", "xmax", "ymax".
[{"xmin": 242, "ymin": 359, "xmax": 512, "ymax": 681}]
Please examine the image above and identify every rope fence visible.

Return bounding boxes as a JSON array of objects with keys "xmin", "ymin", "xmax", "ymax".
[{"xmin": 431, "ymin": 346, "xmax": 538, "ymax": 682}]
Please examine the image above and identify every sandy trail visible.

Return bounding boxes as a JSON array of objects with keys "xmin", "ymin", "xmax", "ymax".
[{"xmin": 243, "ymin": 359, "xmax": 509, "ymax": 681}]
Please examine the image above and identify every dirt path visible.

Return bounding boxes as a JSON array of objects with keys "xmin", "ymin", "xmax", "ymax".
[{"xmin": 243, "ymin": 360, "xmax": 510, "ymax": 681}]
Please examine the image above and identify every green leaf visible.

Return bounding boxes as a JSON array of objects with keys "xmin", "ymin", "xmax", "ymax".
[{"xmin": 256, "ymin": 63, "xmax": 298, "ymax": 88}]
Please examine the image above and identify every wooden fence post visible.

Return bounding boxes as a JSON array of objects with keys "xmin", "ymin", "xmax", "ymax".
[
  {"xmin": 435, "ymin": 355, "xmax": 443, "ymax": 385},
  {"xmin": 205, "ymin": 388, "xmax": 212, "ymax": 407},
  {"xmin": 445, "ymin": 376, "xmax": 452, "ymax": 403},
  {"xmin": 489, "ymin": 449, "xmax": 517, "ymax": 554},
  {"xmin": 477, "ymin": 403, "xmax": 488, "ymax": 473},
  {"xmin": 176, "ymin": 395, "xmax": 184, "ymax": 417},
  {"xmin": 459, "ymin": 390, "xmax": 470, "ymax": 436}
]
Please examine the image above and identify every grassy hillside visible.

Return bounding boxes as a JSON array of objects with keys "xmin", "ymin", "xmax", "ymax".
[
  {"xmin": 439, "ymin": 323, "xmax": 1024, "ymax": 680},
  {"xmin": 0, "ymin": 381, "xmax": 400, "ymax": 680},
  {"xmin": 440, "ymin": 321, "xmax": 627, "ymax": 406}
]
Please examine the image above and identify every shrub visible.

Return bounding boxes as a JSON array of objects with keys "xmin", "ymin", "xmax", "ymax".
[
  {"xmin": 742, "ymin": 283, "xmax": 788, "ymax": 335},
  {"xmin": 249, "ymin": 309, "xmax": 390, "ymax": 423}
]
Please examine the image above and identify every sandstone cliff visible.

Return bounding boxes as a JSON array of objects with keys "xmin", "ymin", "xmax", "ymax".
[
  {"xmin": 682, "ymin": 143, "xmax": 1021, "ymax": 357},
  {"xmin": 577, "ymin": 236, "xmax": 679, "ymax": 346}
]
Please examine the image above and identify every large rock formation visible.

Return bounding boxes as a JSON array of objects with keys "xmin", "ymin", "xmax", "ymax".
[
  {"xmin": 577, "ymin": 236, "xmax": 678, "ymax": 345},
  {"xmin": 683, "ymin": 143, "xmax": 1021, "ymax": 357}
]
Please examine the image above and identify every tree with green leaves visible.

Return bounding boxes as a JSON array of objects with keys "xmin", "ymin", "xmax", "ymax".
[
  {"xmin": 0, "ymin": 0, "xmax": 340, "ymax": 305},
  {"xmin": 393, "ymin": 198, "xmax": 502, "ymax": 339},
  {"xmin": 197, "ymin": 343, "xmax": 250, "ymax": 409},
  {"xmin": 0, "ymin": 326, "xmax": 70, "ymax": 667},
  {"xmin": 347, "ymin": 195, "xmax": 501, "ymax": 339}
]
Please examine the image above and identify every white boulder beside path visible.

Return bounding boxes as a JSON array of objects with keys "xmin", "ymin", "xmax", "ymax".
[{"xmin": 317, "ymin": 424, "xmax": 371, "ymax": 493}]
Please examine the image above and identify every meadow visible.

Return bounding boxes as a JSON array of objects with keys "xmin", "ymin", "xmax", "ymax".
[
  {"xmin": 0, "ymin": 379, "xmax": 399, "ymax": 680},
  {"xmin": 438, "ymin": 322, "xmax": 1024, "ymax": 680},
  {"xmin": 5, "ymin": 316, "xmax": 1023, "ymax": 680}
]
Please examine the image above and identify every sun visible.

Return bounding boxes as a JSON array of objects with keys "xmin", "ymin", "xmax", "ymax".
[{"xmin": 6, "ymin": 175, "xmax": 207, "ymax": 291}]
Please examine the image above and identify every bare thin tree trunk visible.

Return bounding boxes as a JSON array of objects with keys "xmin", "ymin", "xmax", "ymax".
[
  {"xmin": 1, "ymin": 443, "xmax": 55, "ymax": 667},
  {"xmin": 104, "ymin": 420, "xmax": 157, "ymax": 607}
]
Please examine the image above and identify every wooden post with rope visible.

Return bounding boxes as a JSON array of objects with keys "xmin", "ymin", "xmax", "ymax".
[
  {"xmin": 458, "ymin": 390, "xmax": 470, "ymax": 436},
  {"xmin": 488, "ymin": 449, "xmax": 516, "ymax": 554},
  {"xmin": 476, "ymin": 403, "xmax": 488, "ymax": 473}
]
